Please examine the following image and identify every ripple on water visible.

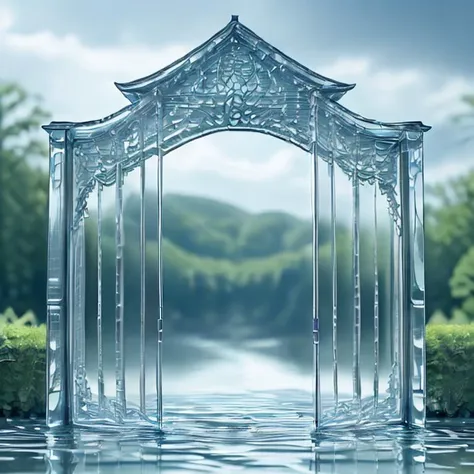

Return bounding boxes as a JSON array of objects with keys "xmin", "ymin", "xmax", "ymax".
[{"xmin": 0, "ymin": 390, "xmax": 473, "ymax": 473}]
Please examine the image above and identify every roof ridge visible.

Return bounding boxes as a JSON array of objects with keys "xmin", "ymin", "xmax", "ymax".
[{"xmin": 115, "ymin": 16, "xmax": 354, "ymax": 103}]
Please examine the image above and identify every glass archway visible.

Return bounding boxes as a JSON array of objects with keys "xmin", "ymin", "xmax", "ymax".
[{"xmin": 43, "ymin": 15, "xmax": 430, "ymax": 430}]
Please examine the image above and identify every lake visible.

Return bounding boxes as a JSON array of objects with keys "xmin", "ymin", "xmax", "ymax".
[{"xmin": 1, "ymin": 337, "xmax": 473, "ymax": 473}]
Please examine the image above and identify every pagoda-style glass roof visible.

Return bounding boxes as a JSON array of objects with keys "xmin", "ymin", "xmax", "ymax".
[
  {"xmin": 44, "ymin": 16, "xmax": 429, "ymax": 139},
  {"xmin": 43, "ymin": 16, "xmax": 430, "ymax": 229},
  {"xmin": 114, "ymin": 16, "xmax": 356, "ymax": 103}
]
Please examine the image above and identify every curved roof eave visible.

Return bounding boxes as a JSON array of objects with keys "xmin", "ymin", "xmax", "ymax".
[
  {"xmin": 115, "ymin": 16, "xmax": 355, "ymax": 103},
  {"xmin": 42, "ymin": 103, "xmax": 135, "ymax": 139},
  {"xmin": 326, "ymin": 98, "xmax": 431, "ymax": 135}
]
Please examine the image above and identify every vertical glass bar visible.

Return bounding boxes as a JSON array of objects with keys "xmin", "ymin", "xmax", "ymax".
[
  {"xmin": 328, "ymin": 118, "xmax": 338, "ymax": 410},
  {"xmin": 71, "ymin": 217, "xmax": 87, "ymax": 422},
  {"xmin": 352, "ymin": 133, "xmax": 361, "ymax": 407},
  {"xmin": 394, "ymin": 218, "xmax": 402, "ymax": 415},
  {"xmin": 79, "ymin": 222, "xmax": 86, "ymax": 391},
  {"xmin": 69, "ymin": 140, "xmax": 95, "ymax": 423},
  {"xmin": 115, "ymin": 161, "xmax": 126, "ymax": 422},
  {"xmin": 97, "ymin": 183, "xmax": 104, "ymax": 414},
  {"xmin": 139, "ymin": 122, "xmax": 147, "ymax": 414},
  {"xmin": 400, "ymin": 132, "xmax": 426, "ymax": 427},
  {"xmin": 65, "ymin": 137, "xmax": 76, "ymax": 425},
  {"xmin": 373, "ymin": 183, "xmax": 379, "ymax": 411},
  {"xmin": 310, "ymin": 95, "xmax": 321, "ymax": 428},
  {"xmin": 383, "ymin": 142, "xmax": 402, "ymax": 417},
  {"xmin": 45, "ymin": 129, "xmax": 68, "ymax": 427},
  {"xmin": 399, "ymin": 137, "xmax": 409, "ymax": 425},
  {"xmin": 410, "ymin": 134, "xmax": 426, "ymax": 427},
  {"xmin": 155, "ymin": 98, "xmax": 164, "ymax": 427},
  {"xmin": 389, "ymin": 224, "xmax": 395, "ymax": 371},
  {"xmin": 68, "ymin": 198, "xmax": 77, "ymax": 422},
  {"xmin": 379, "ymin": 146, "xmax": 401, "ymax": 421}
]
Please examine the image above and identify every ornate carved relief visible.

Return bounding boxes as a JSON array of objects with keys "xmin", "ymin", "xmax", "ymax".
[{"xmin": 159, "ymin": 41, "xmax": 313, "ymax": 153}]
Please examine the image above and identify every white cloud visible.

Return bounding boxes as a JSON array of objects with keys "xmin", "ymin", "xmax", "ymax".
[
  {"xmin": 164, "ymin": 139, "xmax": 298, "ymax": 182},
  {"xmin": 323, "ymin": 58, "xmax": 370, "ymax": 78},
  {"xmin": 4, "ymin": 30, "xmax": 188, "ymax": 79},
  {"xmin": 0, "ymin": 6, "xmax": 188, "ymax": 81},
  {"xmin": 424, "ymin": 78, "xmax": 474, "ymax": 125},
  {"xmin": 319, "ymin": 56, "xmax": 473, "ymax": 127},
  {"xmin": 322, "ymin": 57, "xmax": 421, "ymax": 92},
  {"xmin": 425, "ymin": 149, "xmax": 474, "ymax": 184},
  {"xmin": 372, "ymin": 70, "xmax": 421, "ymax": 93},
  {"xmin": 0, "ymin": 5, "xmax": 13, "ymax": 32}
]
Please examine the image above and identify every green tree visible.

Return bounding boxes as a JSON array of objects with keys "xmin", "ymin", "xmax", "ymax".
[
  {"xmin": 0, "ymin": 81, "xmax": 50, "ymax": 319},
  {"xmin": 423, "ymin": 92, "xmax": 474, "ymax": 321},
  {"xmin": 450, "ymin": 247, "xmax": 474, "ymax": 321},
  {"xmin": 453, "ymin": 94, "xmax": 474, "ymax": 145},
  {"xmin": 424, "ymin": 173, "xmax": 474, "ymax": 320}
]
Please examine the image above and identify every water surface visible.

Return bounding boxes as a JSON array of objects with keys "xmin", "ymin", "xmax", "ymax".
[
  {"xmin": 2, "ymin": 337, "xmax": 473, "ymax": 473},
  {"xmin": 1, "ymin": 390, "xmax": 473, "ymax": 473}
]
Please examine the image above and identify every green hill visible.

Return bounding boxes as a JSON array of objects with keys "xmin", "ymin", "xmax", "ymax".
[
  {"xmin": 123, "ymin": 192, "xmax": 319, "ymax": 260},
  {"xmin": 85, "ymin": 192, "xmax": 389, "ymax": 341}
]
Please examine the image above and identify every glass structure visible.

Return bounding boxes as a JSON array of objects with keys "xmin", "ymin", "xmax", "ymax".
[{"xmin": 43, "ymin": 16, "xmax": 430, "ymax": 430}]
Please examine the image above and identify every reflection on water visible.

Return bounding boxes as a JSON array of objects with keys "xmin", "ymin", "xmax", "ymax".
[
  {"xmin": 1, "ymin": 338, "xmax": 473, "ymax": 472},
  {"xmin": 1, "ymin": 392, "xmax": 474, "ymax": 473},
  {"xmin": 166, "ymin": 337, "xmax": 314, "ymax": 395},
  {"xmin": 105, "ymin": 335, "xmax": 381, "ymax": 397}
]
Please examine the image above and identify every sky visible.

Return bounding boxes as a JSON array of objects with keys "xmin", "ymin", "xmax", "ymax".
[{"xmin": 1, "ymin": 0, "xmax": 473, "ymax": 218}]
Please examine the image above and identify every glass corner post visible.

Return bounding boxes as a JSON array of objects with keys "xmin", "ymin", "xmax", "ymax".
[
  {"xmin": 399, "ymin": 131, "xmax": 426, "ymax": 428},
  {"xmin": 310, "ymin": 93, "xmax": 321, "ymax": 430},
  {"xmin": 44, "ymin": 127, "xmax": 73, "ymax": 427},
  {"xmin": 155, "ymin": 93, "xmax": 165, "ymax": 428}
]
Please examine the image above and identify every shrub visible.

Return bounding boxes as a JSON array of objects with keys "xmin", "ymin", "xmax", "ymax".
[
  {"xmin": 0, "ymin": 307, "xmax": 38, "ymax": 327},
  {"xmin": 426, "ymin": 323, "xmax": 474, "ymax": 417},
  {"xmin": 0, "ymin": 311, "xmax": 46, "ymax": 418},
  {"xmin": 427, "ymin": 310, "xmax": 449, "ymax": 325}
]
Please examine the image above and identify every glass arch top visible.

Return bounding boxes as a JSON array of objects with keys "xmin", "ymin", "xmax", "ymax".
[{"xmin": 44, "ymin": 15, "xmax": 429, "ymax": 229}]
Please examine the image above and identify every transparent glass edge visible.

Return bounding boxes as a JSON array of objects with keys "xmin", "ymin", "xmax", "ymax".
[
  {"xmin": 408, "ymin": 133, "xmax": 426, "ymax": 427},
  {"xmin": 400, "ymin": 132, "xmax": 426, "ymax": 428},
  {"xmin": 46, "ymin": 130, "xmax": 68, "ymax": 427}
]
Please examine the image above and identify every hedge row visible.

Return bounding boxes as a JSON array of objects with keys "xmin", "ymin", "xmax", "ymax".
[
  {"xmin": 0, "ymin": 324, "xmax": 473, "ymax": 418},
  {"xmin": 0, "ymin": 324, "xmax": 46, "ymax": 417},
  {"xmin": 426, "ymin": 323, "xmax": 474, "ymax": 417}
]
